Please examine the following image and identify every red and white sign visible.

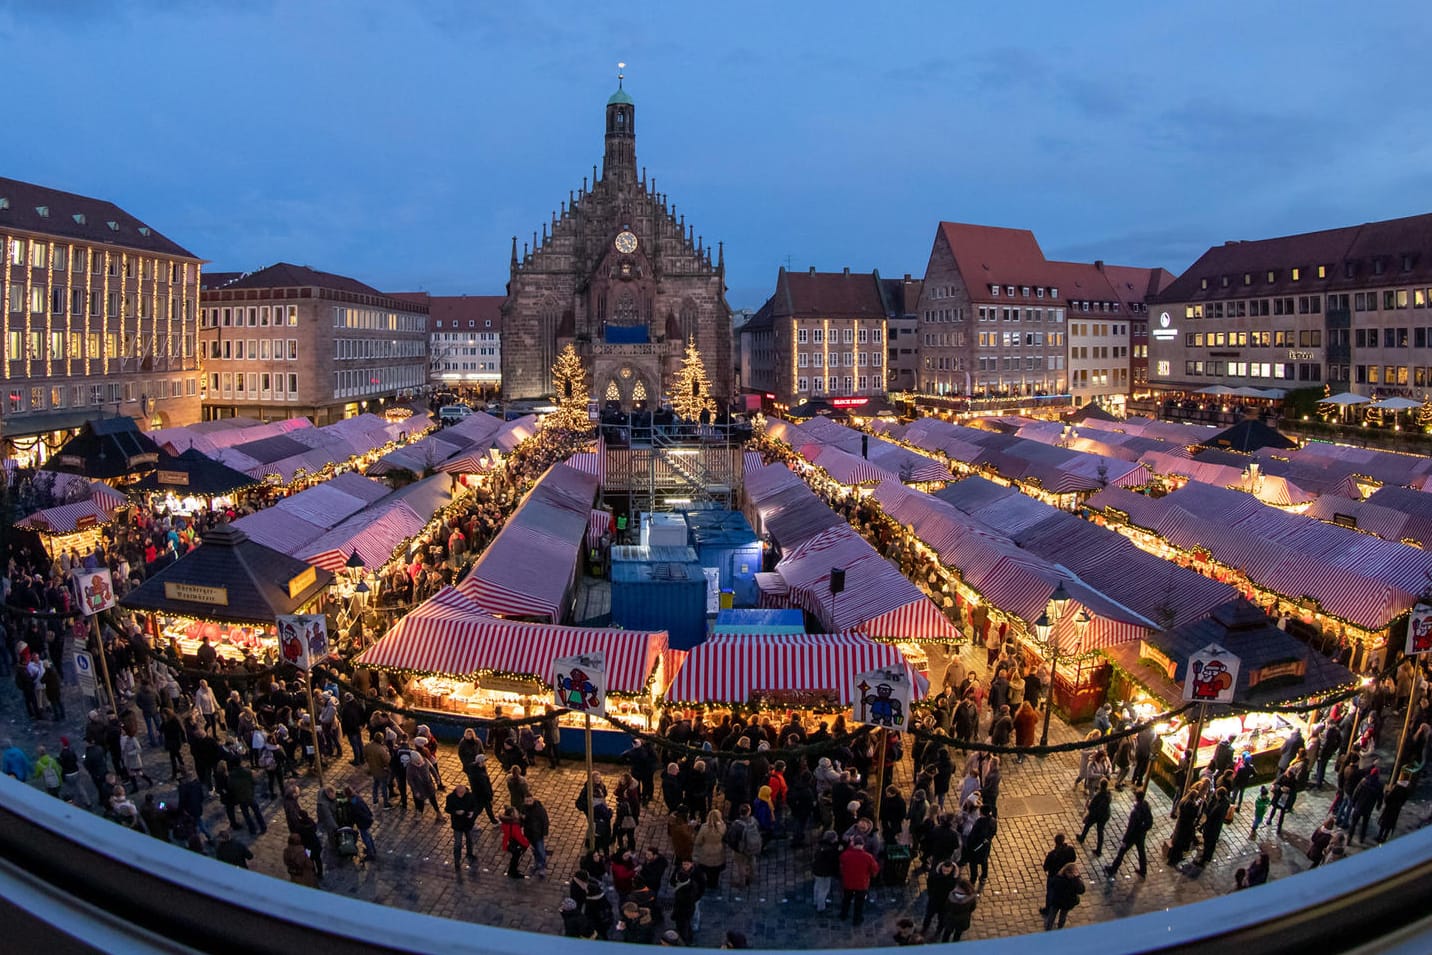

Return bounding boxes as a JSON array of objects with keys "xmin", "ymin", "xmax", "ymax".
[
  {"xmin": 1183, "ymin": 643, "xmax": 1240, "ymax": 704},
  {"xmin": 277, "ymin": 614, "xmax": 329, "ymax": 671},
  {"xmin": 1407, "ymin": 603, "xmax": 1432, "ymax": 656}
]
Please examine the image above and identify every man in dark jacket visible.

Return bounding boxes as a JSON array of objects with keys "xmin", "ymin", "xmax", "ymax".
[
  {"xmin": 922, "ymin": 859, "xmax": 959, "ymax": 936},
  {"xmin": 1348, "ymin": 766, "xmax": 1384, "ymax": 843},
  {"xmin": 1105, "ymin": 788, "xmax": 1153, "ymax": 877},
  {"xmin": 623, "ymin": 739, "xmax": 658, "ymax": 805},
  {"xmin": 445, "ymin": 783, "xmax": 478, "ymax": 869},
  {"xmin": 1131, "ymin": 726, "xmax": 1156, "ymax": 789},
  {"xmin": 340, "ymin": 694, "xmax": 366, "ymax": 765},
  {"xmin": 523, "ymin": 793, "xmax": 551, "ymax": 876},
  {"xmin": 1039, "ymin": 833, "xmax": 1077, "ymax": 916}
]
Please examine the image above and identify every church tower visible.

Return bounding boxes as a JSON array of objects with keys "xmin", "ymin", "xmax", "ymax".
[{"xmin": 500, "ymin": 71, "xmax": 733, "ymax": 407}]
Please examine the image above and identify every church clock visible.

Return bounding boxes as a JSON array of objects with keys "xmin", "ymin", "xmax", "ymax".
[{"xmin": 614, "ymin": 230, "xmax": 638, "ymax": 254}]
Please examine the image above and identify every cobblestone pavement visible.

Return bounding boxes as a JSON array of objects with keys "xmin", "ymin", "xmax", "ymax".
[{"xmin": 4, "ymin": 643, "xmax": 1427, "ymax": 948}]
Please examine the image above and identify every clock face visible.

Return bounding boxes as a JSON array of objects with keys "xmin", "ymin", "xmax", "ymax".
[{"xmin": 614, "ymin": 231, "xmax": 638, "ymax": 254}]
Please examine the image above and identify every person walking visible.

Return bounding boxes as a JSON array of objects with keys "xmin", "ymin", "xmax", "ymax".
[
  {"xmin": 921, "ymin": 859, "xmax": 958, "ymax": 937},
  {"xmin": 1078, "ymin": 779, "xmax": 1112, "ymax": 854},
  {"xmin": 500, "ymin": 805, "xmax": 530, "ymax": 879},
  {"xmin": 345, "ymin": 786, "xmax": 377, "ymax": 864},
  {"xmin": 727, "ymin": 803, "xmax": 762, "ymax": 899},
  {"xmin": 523, "ymin": 793, "xmax": 550, "ymax": 877},
  {"xmin": 1348, "ymin": 766, "xmax": 1383, "ymax": 843},
  {"xmin": 120, "ymin": 728, "xmax": 154, "ymax": 790},
  {"xmin": 364, "ymin": 732, "xmax": 392, "ymax": 809},
  {"xmin": 407, "ymin": 749, "xmax": 439, "ymax": 818},
  {"xmin": 1197, "ymin": 786, "xmax": 1231, "ymax": 867},
  {"xmin": 1377, "ymin": 772, "xmax": 1413, "ymax": 843},
  {"xmin": 469, "ymin": 754, "xmax": 499, "ymax": 825},
  {"xmin": 838, "ymin": 834, "xmax": 880, "ymax": 927},
  {"xmin": 1012, "ymin": 700, "xmax": 1039, "ymax": 762},
  {"xmin": 1249, "ymin": 786, "xmax": 1271, "ymax": 838},
  {"xmin": 445, "ymin": 783, "xmax": 478, "ymax": 870},
  {"xmin": 1043, "ymin": 861, "xmax": 1085, "ymax": 930},
  {"xmin": 1039, "ymin": 833, "xmax": 1076, "ymax": 919},
  {"xmin": 1105, "ymin": 788, "xmax": 1153, "ymax": 878},
  {"xmin": 936, "ymin": 877, "xmax": 979, "ymax": 943},
  {"xmin": 283, "ymin": 832, "xmax": 319, "ymax": 886},
  {"xmin": 693, "ymin": 809, "xmax": 727, "ymax": 897},
  {"xmin": 964, "ymin": 804, "xmax": 996, "ymax": 886}
]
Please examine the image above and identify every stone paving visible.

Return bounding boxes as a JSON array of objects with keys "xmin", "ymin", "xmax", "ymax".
[{"xmin": 5, "ymin": 641, "xmax": 1428, "ymax": 948}]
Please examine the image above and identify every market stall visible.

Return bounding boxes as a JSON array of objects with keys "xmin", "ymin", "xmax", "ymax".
[
  {"xmin": 14, "ymin": 498, "xmax": 119, "ymax": 561},
  {"xmin": 354, "ymin": 585, "xmax": 671, "ymax": 754},
  {"xmin": 119, "ymin": 522, "xmax": 335, "ymax": 664},
  {"xmin": 661, "ymin": 632, "xmax": 927, "ymax": 720},
  {"xmin": 1102, "ymin": 598, "xmax": 1357, "ymax": 794}
]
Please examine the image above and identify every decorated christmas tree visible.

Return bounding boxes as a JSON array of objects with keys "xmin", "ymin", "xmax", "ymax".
[
  {"xmin": 670, "ymin": 341, "xmax": 716, "ymax": 422},
  {"xmin": 545, "ymin": 343, "xmax": 593, "ymax": 432}
]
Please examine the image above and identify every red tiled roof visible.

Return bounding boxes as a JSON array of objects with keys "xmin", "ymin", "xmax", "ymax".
[
  {"xmin": 936, "ymin": 222, "xmax": 1050, "ymax": 290},
  {"xmin": 1154, "ymin": 212, "xmax": 1432, "ymax": 303},
  {"xmin": 774, "ymin": 268, "xmax": 887, "ymax": 319},
  {"xmin": 390, "ymin": 293, "xmax": 503, "ymax": 332},
  {"xmin": 0, "ymin": 175, "xmax": 197, "ymax": 259}
]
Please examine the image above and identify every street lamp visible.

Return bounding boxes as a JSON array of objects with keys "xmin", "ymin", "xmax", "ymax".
[{"xmin": 1037, "ymin": 581, "xmax": 1073, "ymax": 747}]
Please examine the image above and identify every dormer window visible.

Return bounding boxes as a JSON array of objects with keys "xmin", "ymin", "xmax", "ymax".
[
  {"xmin": 1005, "ymin": 286, "xmax": 1014, "ymax": 296},
  {"xmin": 1050, "ymin": 287, "xmax": 1058, "ymax": 297},
  {"xmin": 138, "ymin": 227, "xmax": 150, "ymax": 236},
  {"xmin": 1035, "ymin": 287, "xmax": 1044, "ymax": 298},
  {"xmin": 106, "ymin": 220, "xmax": 119, "ymax": 231},
  {"xmin": 1200, "ymin": 278, "xmax": 1208, "ymax": 290},
  {"xmin": 1267, "ymin": 270, "xmax": 1276, "ymax": 283},
  {"xmin": 990, "ymin": 285, "xmax": 999, "ymax": 296},
  {"xmin": 73, "ymin": 213, "xmax": 86, "ymax": 225},
  {"xmin": 1402, "ymin": 254, "xmax": 1413, "ymax": 271},
  {"xmin": 35, "ymin": 205, "xmax": 48, "ymax": 217},
  {"xmin": 1291, "ymin": 267, "xmax": 1301, "ymax": 281},
  {"xmin": 1243, "ymin": 273, "xmax": 1252, "ymax": 286},
  {"xmin": 1318, "ymin": 264, "xmax": 1328, "ymax": 279},
  {"xmin": 0, "ymin": 197, "xmax": 9, "ymax": 210},
  {"xmin": 1373, "ymin": 259, "xmax": 1385, "ymax": 275},
  {"xmin": 1222, "ymin": 275, "xmax": 1230, "ymax": 287},
  {"xmin": 1020, "ymin": 286, "xmax": 1029, "ymax": 297}
]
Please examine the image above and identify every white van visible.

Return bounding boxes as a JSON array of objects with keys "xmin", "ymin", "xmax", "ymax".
[{"xmin": 438, "ymin": 404, "xmax": 473, "ymax": 424}]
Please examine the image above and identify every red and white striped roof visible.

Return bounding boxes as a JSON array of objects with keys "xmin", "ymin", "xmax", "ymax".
[
  {"xmin": 663, "ymin": 632, "xmax": 926, "ymax": 706},
  {"xmin": 801, "ymin": 444, "xmax": 898, "ymax": 486},
  {"xmin": 356, "ymin": 587, "xmax": 668, "ymax": 692},
  {"xmin": 298, "ymin": 502, "xmax": 425, "ymax": 572},
  {"xmin": 15, "ymin": 498, "xmax": 115, "ymax": 535}
]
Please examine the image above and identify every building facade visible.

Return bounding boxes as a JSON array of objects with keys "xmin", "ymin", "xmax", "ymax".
[
  {"xmin": 1, "ymin": 177, "xmax": 204, "ymax": 464},
  {"xmin": 882, "ymin": 274, "xmax": 923, "ymax": 394},
  {"xmin": 745, "ymin": 267, "xmax": 890, "ymax": 407},
  {"xmin": 199, "ymin": 264, "xmax": 428, "ymax": 424},
  {"xmin": 501, "ymin": 77, "xmax": 733, "ymax": 407},
  {"xmin": 392, "ymin": 293, "xmax": 503, "ymax": 393},
  {"xmin": 915, "ymin": 221, "xmax": 1170, "ymax": 406},
  {"xmin": 1148, "ymin": 213, "xmax": 1432, "ymax": 398}
]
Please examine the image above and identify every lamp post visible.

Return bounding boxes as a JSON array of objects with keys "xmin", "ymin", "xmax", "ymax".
[{"xmin": 1037, "ymin": 581, "xmax": 1073, "ymax": 747}]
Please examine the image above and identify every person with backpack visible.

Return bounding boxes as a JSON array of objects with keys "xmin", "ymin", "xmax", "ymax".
[
  {"xmin": 32, "ymin": 744, "xmax": 63, "ymax": 797},
  {"xmin": 726, "ymin": 803, "xmax": 762, "ymax": 898}
]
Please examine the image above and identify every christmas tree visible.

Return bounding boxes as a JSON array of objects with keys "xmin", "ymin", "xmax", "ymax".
[
  {"xmin": 670, "ymin": 341, "xmax": 716, "ymax": 422},
  {"xmin": 544, "ymin": 344, "xmax": 593, "ymax": 432}
]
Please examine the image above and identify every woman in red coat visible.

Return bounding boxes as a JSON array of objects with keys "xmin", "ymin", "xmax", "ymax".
[{"xmin": 500, "ymin": 806, "xmax": 530, "ymax": 879}]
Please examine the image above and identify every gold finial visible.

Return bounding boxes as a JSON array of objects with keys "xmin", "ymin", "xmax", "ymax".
[{"xmin": 617, "ymin": 61, "xmax": 626, "ymax": 88}]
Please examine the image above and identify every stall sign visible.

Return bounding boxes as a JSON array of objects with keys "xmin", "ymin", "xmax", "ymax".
[
  {"xmin": 73, "ymin": 650, "xmax": 97, "ymax": 698},
  {"xmin": 164, "ymin": 581, "xmax": 229, "ymax": 606},
  {"xmin": 853, "ymin": 667, "xmax": 912, "ymax": 729},
  {"xmin": 703, "ymin": 567, "xmax": 721, "ymax": 615},
  {"xmin": 127, "ymin": 453, "xmax": 159, "ymax": 468},
  {"xmin": 480, "ymin": 675, "xmax": 543, "ymax": 697},
  {"xmin": 74, "ymin": 514, "xmax": 98, "ymax": 531},
  {"xmin": 58, "ymin": 455, "xmax": 83, "ymax": 468},
  {"xmin": 287, "ymin": 565, "xmax": 318, "ymax": 600},
  {"xmin": 751, "ymin": 688, "xmax": 839, "ymax": 710},
  {"xmin": 157, "ymin": 469, "xmax": 190, "ymax": 487},
  {"xmin": 76, "ymin": 569, "xmax": 118, "ymax": 616},
  {"xmin": 27, "ymin": 515, "xmax": 51, "ymax": 531},
  {"xmin": 1248, "ymin": 659, "xmax": 1304, "ymax": 687},
  {"xmin": 1183, "ymin": 643, "xmax": 1240, "ymax": 703},
  {"xmin": 277, "ymin": 613, "xmax": 328, "ymax": 670},
  {"xmin": 1406, "ymin": 602, "xmax": 1432, "ymax": 656},
  {"xmin": 553, "ymin": 652, "xmax": 606, "ymax": 717}
]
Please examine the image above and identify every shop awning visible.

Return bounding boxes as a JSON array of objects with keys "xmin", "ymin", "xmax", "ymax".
[
  {"xmin": 356, "ymin": 587, "xmax": 669, "ymax": 693},
  {"xmin": 800, "ymin": 444, "xmax": 898, "ymax": 486},
  {"xmin": 662, "ymin": 632, "xmax": 927, "ymax": 706},
  {"xmin": 120, "ymin": 522, "xmax": 333, "ymax": 625},
  {"xmin": 15, "ymin": 499, "xmax": 116, "ymax": 535}
]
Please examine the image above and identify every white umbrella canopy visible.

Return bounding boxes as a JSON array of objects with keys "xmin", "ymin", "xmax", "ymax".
[
  {"xmin": 1318, "ymin": 392, "xmax": 1372, "ymax": 405},
  {"xmin": 1371, "ymin": 396, "xmax": 1421, "ymax": 410},
  {"xmin": 1199, "ymin": 385, "xmax": 1236, "ymax": 395}
]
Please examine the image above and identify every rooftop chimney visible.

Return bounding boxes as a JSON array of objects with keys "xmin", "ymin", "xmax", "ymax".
[
  {"xmin": 843, "ymin": 267, "xmax": 850, "ymax": 276},
  {"xmin": 904, "ymin": 273, "xmax": 912, "ymax": 282},
  {"xmin": 809, "ymin": 266, "xmax": 816, "ymax": 276},
  {"xmin": 1094, "ymin": 260, "xmax": 1104, "ymax": 271}
]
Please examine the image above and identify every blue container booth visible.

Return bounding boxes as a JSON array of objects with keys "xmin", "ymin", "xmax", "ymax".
[{"xmin": 682, "ymin": 510, "xmax": 763, "ymax": 608}]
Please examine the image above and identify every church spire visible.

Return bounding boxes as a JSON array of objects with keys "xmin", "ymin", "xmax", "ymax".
[{"xmin": 603, "ymin": 61, "xmax": 636, "ymax": 181}]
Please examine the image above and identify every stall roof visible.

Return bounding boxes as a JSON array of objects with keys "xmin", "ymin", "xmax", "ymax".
[
  {"xmin": 799, "ymin": 444, "xmax": 898, "ymax": 486},
  {"xmin": 355, "ymin": 586, "xmax": 668, "ymax": 693},
  {"xmin": 132, "ymin": 448, "xmax": 260, "ymax": 496},
  {"xmin": 297, "ymin": 501, "xmax": 426, "ymax": 572},
  {"xmin": 454, "ymin": 463, "xmax": 598, "ymax": 622},
  {"xmin": 46, "ymin": 417, "xmax": 161, "ymax": 480},
  {"xmin": 14, "ymin": 499, "xmax": 116, "ymax": 535},
  {"xmin": 120, "ymin": 522, "xmax": 333, "ymax": 624},
  {"xmin": 663, "ymin": 632, "xmax": 926, "ymax": 706},
  {"xmin": 231, "ymin": 508, "xmax": 327, "ymax": 554}
]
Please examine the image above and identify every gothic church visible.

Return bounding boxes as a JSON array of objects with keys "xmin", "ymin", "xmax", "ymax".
[{"xmin": 501, "ymin": 75, "xmax": 733, "ymax": 407}]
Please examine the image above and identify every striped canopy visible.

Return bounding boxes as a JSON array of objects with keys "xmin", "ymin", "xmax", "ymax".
[
  {"xmin": 663, "ymin": 632, "xmax": 927, "ymax": 706},
  {"xmin": 356, "ymin": 586, "xmax": 668, "ymax": 693},
  {"xmin": 15, "ymin": 499, "xmax": 115, "ymax": 535}
]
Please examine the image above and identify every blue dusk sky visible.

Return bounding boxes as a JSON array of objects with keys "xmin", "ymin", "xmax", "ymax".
[{"xmin": 3, "ymin": 1, "xmax": 1429, "ymax": 309}]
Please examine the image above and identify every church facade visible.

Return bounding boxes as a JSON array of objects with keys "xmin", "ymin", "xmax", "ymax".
[{"xmin": 501, "ymin": 77, "xmax": 733, "ymax": 407}]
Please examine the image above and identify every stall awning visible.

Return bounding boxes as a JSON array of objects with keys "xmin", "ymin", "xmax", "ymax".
[
  {"xmin": 356, "ymin": 587, "xmax": 669, "ymax": 694},
  {"xmin": 298, "ymin": 501, "xmax": 426, "ymax": 572},
  {"xmin": 15, "ymin": 499, "xmax": 116, "ymax": 535},
  {"xmin": 800, "ymin": 444, "xmax": 897, "ymax": 487},
  {"xmin": 587, "ymin": 509, "xmax": 613, "ymax": 550},
  {"xmin": 663, "ymin": 632, "xmax": 926, "ymax": 706}
]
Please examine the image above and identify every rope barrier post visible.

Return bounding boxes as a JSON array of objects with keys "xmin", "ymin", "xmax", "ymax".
[
  {"xmin": 304, "ymin": 677, "xmax": 326, "ymax": 790},
  {"xmin": 584, "ymin": 712, "xmax": 596, "ymax": 851},
  {"xmin": 90, "ymin": 615, "xmax": 120, "ymax": 722},
  {"xmin": 1389, "ymin": 689, "xmax": 1418, "ymax": 783},
  {"xmin": 873, "ymin": 727, "xmax": 888, "ymax": 821},
  {"xmin": 1180, "ymin": 702, "xmax": 1207, "ymax": 804}
]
